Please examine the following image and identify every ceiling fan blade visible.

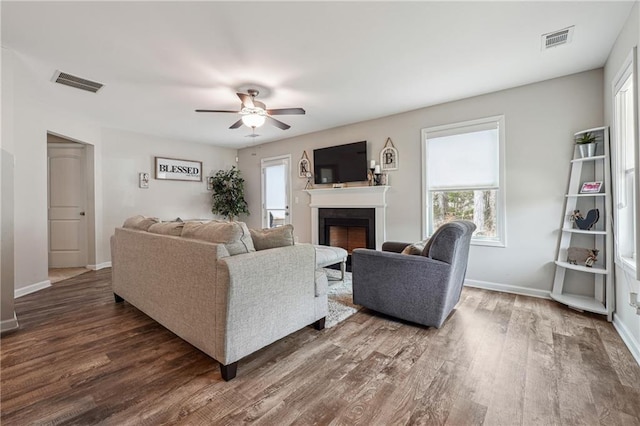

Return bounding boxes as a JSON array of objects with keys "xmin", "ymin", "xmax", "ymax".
[
  {"xmin": 267, "ymin": 108, "xmax": 306, "ymax": 116},
  {"xmin": 195, "ymin": 109, "xmax": 240, "ymax": 113},
  {"xmin": 266, "ymin": 116, "xmax": 291, "ymax": 130},
  {"xmin": 236, "ymin": 93, "xmax": 254, "ymax": 109},
  {"xmin": 229, "ymin": 119, "xmax": 244, "ymax": 129}
]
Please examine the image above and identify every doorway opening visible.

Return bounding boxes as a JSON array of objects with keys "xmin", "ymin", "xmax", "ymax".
[
  {"xmin": 47, "ymin": 133, "xmax": 95, "ymax": 283},
  {"xmin": 261, "ymin": 155, "xmax": 291, "ymax": 228}
]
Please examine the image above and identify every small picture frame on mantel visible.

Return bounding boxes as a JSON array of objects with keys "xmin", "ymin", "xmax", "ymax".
[{"xmin": 380, "ymin": 137, "xmax": 398, "ymax": 171}]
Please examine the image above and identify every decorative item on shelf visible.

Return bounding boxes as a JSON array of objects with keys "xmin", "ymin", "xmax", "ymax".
[
  {"xmin": 298, "ymin": 151, "xmax": 311, "ymax": 178},
  {"xmin": 571, "ymin": 209, "xmax": 600, "ymax": 230},
  {"xmin": 580, "ymin": 181, "xmax": 602, "ymax": 193},
  {"xmin": 567, "ymin": 247, "xmax": 599, "ymax": 267},
  {"xmin": 209, "ymin": 166, "xmax": 249, "ymax": 221},
  {"xmin": 369, "ymin": 160, "xmax": 376, "ymax": 186},
  {"xmin": 138, "ymin": 172, "xmax": 150, "ymax": 189},
  {"xmin": 380, "ymin": 137, "xmax": 398, "ymax": 171},
  {"xmin": 207, "ymin": 176, "xmax": 214, "ymax": 191},
  {"xmin": 575, "ymin": 132, "xmax": 598, "ymax": 158},
  {"xmin": 304, "ymin": 172, "xmax": 313, "ymax": 190},
  {"xmin": 373, "ymin": 164, "xmax": 382, "ymax": 185}
]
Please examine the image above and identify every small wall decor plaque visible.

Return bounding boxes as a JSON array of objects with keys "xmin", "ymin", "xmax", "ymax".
[
  {"xmin": 155, "ymin": 157, "xmax": 202, "ymax": 182},
  {"xmin": 139, "ymin": 172, "xmax": 150, "ymax": 189},
  {"xmin": 298, "ymin": 151, "xmax": 311, "ymax": 178},
  {"xmin": 380, "ymin": 137, "xmax": 398, "ymax": 171},
  {"xmin": 580, "ymin": 181, "xmax": 602, "ymax": 193}
]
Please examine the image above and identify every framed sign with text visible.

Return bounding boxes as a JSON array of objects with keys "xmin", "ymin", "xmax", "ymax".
[{"xmin": 155, "ymin": 157, "xmax": 203, "ymax": 182}]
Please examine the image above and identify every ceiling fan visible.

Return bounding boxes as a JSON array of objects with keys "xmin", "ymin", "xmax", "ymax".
[{"xmin": 196, "ymin": 89, "xmax": 305, "ymax": 131}]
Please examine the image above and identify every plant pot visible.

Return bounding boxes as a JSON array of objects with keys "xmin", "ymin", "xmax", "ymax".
[{"xmin": 578, "ymin": 142, "xmax": 597, "ymax": 158}]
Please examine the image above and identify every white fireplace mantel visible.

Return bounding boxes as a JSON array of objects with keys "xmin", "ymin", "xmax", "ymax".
[{"xmin": 305, "ymin": 186, "xmax": 389, "ymax": 249}]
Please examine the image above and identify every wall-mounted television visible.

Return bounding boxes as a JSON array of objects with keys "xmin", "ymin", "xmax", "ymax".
[{"xmin": 313, "ymin": 141, "xmax": 368, "ymax": 185}]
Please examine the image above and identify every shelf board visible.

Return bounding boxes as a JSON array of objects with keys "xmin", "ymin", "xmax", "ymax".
[
  {"xmin": 571, "ymin": 155, "xmax": 605, "ymax": 163},
  {"xmin": 566, "ymin": 193, "xmax": 606, "ymax": 197},
  {"xmin": 555, "ymin": 261, "xmax": 608, "ymax": 274},
  {"xmin": 561, "ymin": 228, "xmax": 607, "ymax": 235},
  {"xmin": 550, "ymin": 293, "xmax": 607, "ymax": 315}
]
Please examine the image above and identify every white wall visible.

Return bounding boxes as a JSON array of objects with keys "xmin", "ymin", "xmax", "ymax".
[
  {"xmin": 604, "ymin": 1, "xmax": 640, "ymax": 364},
  {"xmin": 238, "ymin": 69, "xmax": 604, "ymax": 297},
  {"xmin": 100, "ymin": 127, "xmax": 237, "ymax": 259},
  {"xmin": 6, "ymin": 50, "xmax": 238, "ymax": 295}
]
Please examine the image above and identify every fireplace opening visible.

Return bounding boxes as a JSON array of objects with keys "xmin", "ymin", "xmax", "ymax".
[
  {"xmin": 318, "ymin": 208, "xmax": 375, "ymax": 271},
  {"xmin": 329, "ymin": 225, "xmax": 367, "ymax": 254}
]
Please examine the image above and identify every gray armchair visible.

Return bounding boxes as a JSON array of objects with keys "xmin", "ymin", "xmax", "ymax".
[{"xmin": 352, "ymin": 220, "xmax": 476, "ymax": 328}]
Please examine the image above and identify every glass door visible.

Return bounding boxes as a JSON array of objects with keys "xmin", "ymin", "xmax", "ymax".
[{"xmin": 261, "ymin": 156, "xmax": 291, "ymax": 228}]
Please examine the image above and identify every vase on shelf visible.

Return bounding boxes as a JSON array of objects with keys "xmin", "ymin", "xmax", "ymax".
[{"xmin": 578, "ymin": 142, "xmax": 598, "ymax": 158}]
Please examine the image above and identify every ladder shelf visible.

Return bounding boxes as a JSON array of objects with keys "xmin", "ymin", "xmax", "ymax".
[{"xmin": 551, "ymin": 127, "xmax": 613, "ymax": 321}]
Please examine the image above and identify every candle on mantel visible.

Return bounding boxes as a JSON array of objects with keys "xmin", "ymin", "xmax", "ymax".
[
  {"xmin": 370, "ymin": 160, "xmax": 376, "ymax": 169},
  {"xmin": 374, "ymin": 165, "xmax": 381, "ymax": 174}
]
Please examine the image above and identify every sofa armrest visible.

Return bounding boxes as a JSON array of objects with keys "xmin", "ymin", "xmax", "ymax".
[
  {"xmin": 351, "ymin": 248, "xmax": 456, "ymax": 327},
  {"xmin": 215, "ymin": 243, "xmax": 317, "ymax": 364}
]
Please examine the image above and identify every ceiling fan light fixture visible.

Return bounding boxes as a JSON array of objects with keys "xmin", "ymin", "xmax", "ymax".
[{"xmin": 241, "ymin": 113, "xmax": 266, "ymax": 128}]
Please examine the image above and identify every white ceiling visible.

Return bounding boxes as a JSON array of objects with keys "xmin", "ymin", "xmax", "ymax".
[{"xmin": 1, "ymin": 1, "xmax": 634, "ymax": 148}]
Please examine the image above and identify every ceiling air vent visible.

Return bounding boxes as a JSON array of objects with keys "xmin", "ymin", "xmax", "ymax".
[
  {"xmin": 52, "ymin": 70, "xmax": 103, "ymax": 93},
  {"xmin": 541, "ymin": 26, "xmax": 574, "ymax": 50}
]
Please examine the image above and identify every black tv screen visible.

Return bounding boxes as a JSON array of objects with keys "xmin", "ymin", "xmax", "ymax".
[{"xmin": 313, "ymin": 141, "xmax": 368, "ymax": 184}]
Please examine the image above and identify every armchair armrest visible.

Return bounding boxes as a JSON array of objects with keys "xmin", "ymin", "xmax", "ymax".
[{"xmin": 381, "ymin": 241, "xmax": 411, "ymax": 253}]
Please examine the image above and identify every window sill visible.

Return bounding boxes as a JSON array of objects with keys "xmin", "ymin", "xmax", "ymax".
[{"xmin": 471, "ymin": 239, "xmax": 506, "ymax": 248}]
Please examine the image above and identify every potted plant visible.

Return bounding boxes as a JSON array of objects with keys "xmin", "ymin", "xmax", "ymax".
[
  {"xmin": 576, "ymin": 132, "xmax": 598, "ymax": 158},
  {"xmin": 209, "ymin": 166, "xmax": 249, "ymax": 221}
]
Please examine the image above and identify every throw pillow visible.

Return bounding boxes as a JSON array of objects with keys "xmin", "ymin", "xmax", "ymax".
[
  {"xmin": 401, "ymin": 240, "xmax": 427, "ymax": 256},
  {"xmin": 250, "ymin": 225, "xmax": 295, "ymax": 251},
  {"xmin": 122, "ymin": 215, "xmax": 159, "ymax": 231},
  {"xmin": 181, "ymin": 221, "xmax": 255, "ymax": 255},
  {"xmin": 148, "ymin": 221, "xmax": 184, "ymax": 236}
]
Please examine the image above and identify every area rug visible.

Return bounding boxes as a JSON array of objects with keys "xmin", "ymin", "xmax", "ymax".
[{"xmin": 325, "ymin": 269, "xmax": 361, "ymax": 328}]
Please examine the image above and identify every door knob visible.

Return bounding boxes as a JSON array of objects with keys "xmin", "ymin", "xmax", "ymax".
[{"xmin": 80, "ymin": 211, "xmax": 86, "ymax": 216}]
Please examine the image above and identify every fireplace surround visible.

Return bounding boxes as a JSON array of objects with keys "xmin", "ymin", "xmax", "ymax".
[{"xmin": 305, "ymin": 186, "xmax": 389, "ymax": 250}]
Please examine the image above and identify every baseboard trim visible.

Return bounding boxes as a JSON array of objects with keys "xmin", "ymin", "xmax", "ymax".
[
  {"xmin": 87, "ymin": 261, "xmax": 111, "ymax": 271},
  {"xmin": 0, "ymin": 313, "xmax": 19, "ymax": 333},
  {"xmin": 15, "ymin": 280, "xmax": 51, "ymax": 298},
  {"xmin": 464, "ymin": 279, "xmax": 551, "ymax": 300},
  {"xmin": 613, "ymin": 314, "xmax": 640, "ymax": 367}
]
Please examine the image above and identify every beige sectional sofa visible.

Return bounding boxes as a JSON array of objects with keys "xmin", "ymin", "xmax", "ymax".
[{"xmin": 110, "ymin": 217, "xmax": 327, "ymax": 380}]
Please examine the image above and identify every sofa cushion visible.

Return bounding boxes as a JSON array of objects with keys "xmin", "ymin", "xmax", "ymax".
[
  {"xmin": 182, "ymin": 221, "xmax": 255, "ymax": 255},
  {"xmin": 401, "ymin": 240, "xmax": 427, "ymax": 256},
  {"xmin": 250, "ymin": 225, "xmax": 295, "ymax": 251},
  {"xmin": 123, "ymin": 215, "xmax": 159, "ymax": 231},
  {"xmin": 148, "ymin": 221, "xmax": 184, "ymax": 236}
]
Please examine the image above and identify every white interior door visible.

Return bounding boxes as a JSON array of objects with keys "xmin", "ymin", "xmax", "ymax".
[
  {"xmin": 261, "ymin": 156, "xmax": 291, "ymax": 228},
  {"xmin": 48, "ymin": 144, "xmax": 88, "ymax": 268}
]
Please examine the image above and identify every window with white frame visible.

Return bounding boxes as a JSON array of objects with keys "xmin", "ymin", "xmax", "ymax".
[
  {"xmin": 422, "ymin": 115, "xmax": 506, "ymax": 246},
  {"xmin": 612, "ymin": 54, "xmax": 637, "ymax": 271}
]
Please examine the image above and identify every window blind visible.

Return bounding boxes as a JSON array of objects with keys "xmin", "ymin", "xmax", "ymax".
[{"xmin": 426, "ymin": 126, "xmax": 499, "ymax": 190}]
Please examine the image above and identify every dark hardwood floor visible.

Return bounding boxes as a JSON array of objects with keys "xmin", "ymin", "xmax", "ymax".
[{"xmin": 2, "ymin": 269, "xmax": 639, "ymax": 425}]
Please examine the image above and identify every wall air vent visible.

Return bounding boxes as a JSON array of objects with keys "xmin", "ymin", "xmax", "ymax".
[
  {"xmin": 541, "ymin": 26, "xmax": 574, "ymax": 50},
  {"xmin": 52, "ymin": 70, "xmax": 103, "ymax": 93}
]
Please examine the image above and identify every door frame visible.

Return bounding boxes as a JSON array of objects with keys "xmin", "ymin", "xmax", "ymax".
[
  {"xmin": 46, "ymin": 132, "xmax": 96, "ymax": 269},
  {"xmin": 260, "ymin": 155, "xmax": 292, "ymax": 228}
]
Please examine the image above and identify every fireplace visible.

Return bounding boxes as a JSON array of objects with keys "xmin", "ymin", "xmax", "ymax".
[
  {"xmin": 319, "ymin": 208, "xmax": 376, "ymax": 270},
  {"xmin": 306, "ymin": 185, "xmax": 389, "ymax": 251}
]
